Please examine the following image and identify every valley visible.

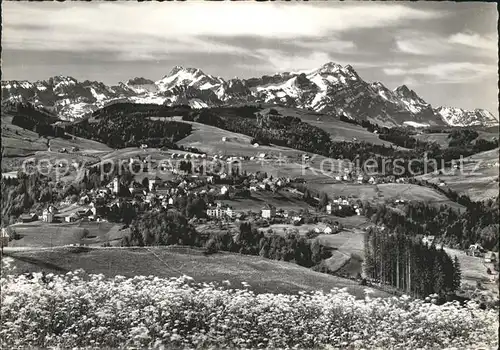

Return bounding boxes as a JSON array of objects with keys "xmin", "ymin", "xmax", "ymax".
[{"xmin": 2, "ymin": 101, "xmax": 498, "ymax": 306}]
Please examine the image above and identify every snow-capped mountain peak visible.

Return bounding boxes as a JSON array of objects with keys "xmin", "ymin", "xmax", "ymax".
[
  {"xmin": 2, "ymin": 62, "xmax": 497, "ymax": 127},
  {"xmin": 156, "ymin": 66, "xmax": 224, "ymax": 92},
  {"xmin": 435, "ymin": 106, "xmax": 499, "ymax": 127}
]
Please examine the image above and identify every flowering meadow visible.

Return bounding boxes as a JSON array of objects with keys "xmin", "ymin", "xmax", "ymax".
[{"xmin": 1, "ymin": 265, "xmax": 498, "ymax": 349}]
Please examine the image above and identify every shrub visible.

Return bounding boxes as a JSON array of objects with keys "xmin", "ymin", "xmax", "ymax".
[{"xmin": 0, "ymin": 269, "xmax": 498, "ymax": 349}]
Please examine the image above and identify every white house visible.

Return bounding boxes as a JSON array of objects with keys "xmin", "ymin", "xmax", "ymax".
[
  {"xmin": 422, "ymin": 235, "xmax": 435, "ymax": 246},
  {"xmin": 220, "ymin": 186, "xmax": 229, "ymax": 195},
  {"xmin": 357, "ymin": 175, "xmax": 364, "ymax": 184},
  {"xmin": 326, "ymin": 203, "xmax": 333, "ymax": 215},
  {"xmin": 42, "ymin": 205, "xmax": 59, "ymax": 223},
  {"xmin": 484, "ymin": 252, "xmax": 497, "ymax": 263},
  {"xmin": 261, "ymin": 204, "xmax": 276, "ymax": 219},
  {"xmin": 65, "ymin": 212, "xmax": 79, "ymax": 223},
  {"xmin": 112, "ymin": 177, "xmax": 120, "ymax": 194},
  {"xmin": 368, "ymin": 177, "xmax": 377, "ymax": 185},
  {"xmin": 149, "ymin": 176, "xmax": 162, "ymax": 192},
  {"xmin": 206, "ymin": 203, "xmax": 234, "ymax": 219},
  {"xmin": 468, "ymin": 244, "xmax": 484, "ymax": 257},
  {"xmin": 1, "ymin": 228, "xmax": 9, "ymax": 248}
]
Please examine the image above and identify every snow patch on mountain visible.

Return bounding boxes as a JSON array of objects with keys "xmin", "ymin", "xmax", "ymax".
[
  {"xmin": 1, "ymin": 63, "xmax": 497, "ymax": 127},
  {"xmin": 403, "ymin": 121, "xmax": 431, "ymax": 128},
  {"xmin": 436, "ymin": 107, "xmax": 499, "ymax": 127}
]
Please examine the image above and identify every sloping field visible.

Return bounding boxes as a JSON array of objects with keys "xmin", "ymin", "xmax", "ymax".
[
  {"xmin": 221, "ymin": 190, "xmax": 314, "ymax": 212},
  {"xmin": 48, "ymin": 134, "xmax": 112, "ymax": 154},
  {"xmin": 1, "ymin": 118, "xmax": 48, "ymax": 157},
  {"xmin": 444, "ymin": 247, "xmax": 498, "ymax": 295},
  {"xmin": 308, "ymin": 182, "xmax": 463, "ymax": 210},
  {"xmin": 2, "ymin": 246, "xmax": 389, "ymax": 298},
  {"xmin": 414, "ymin": 133, "xmax": 450, "ymax": 148},
  {"xmin": 417, "ymin": 148, "xmax": 499, "ymax": 201},
  {"xmin": 176, "ymin": 119, "xmax": 309, "ymax": 158},
  {"xmin": 260, "ymin": 106, "xmax": 394, "ymax": 146},
  {"xmin": 6, "ymin": 221, "xmax": 127, "ymax": 248},
  {"xmin": 415, "ymin": 130, "xmax": 498, "ymax": 148},
  {"xmin": 1, "ymin": 116, "xmax": 112, "ymax": 172},
  {"xmin": 376, "ymin": 183, "xmax": 464, "ymax": 210}
]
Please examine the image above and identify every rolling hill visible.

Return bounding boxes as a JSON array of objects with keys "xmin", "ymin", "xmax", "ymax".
[{"xmin": 417, "ymin": 148, "xmax": 499, "ymax": 201}]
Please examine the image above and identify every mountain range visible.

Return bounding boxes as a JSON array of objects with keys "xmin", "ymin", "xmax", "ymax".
[{"xmin": 1, "ymin": 62, "xmax": 498, "ymax": 127}]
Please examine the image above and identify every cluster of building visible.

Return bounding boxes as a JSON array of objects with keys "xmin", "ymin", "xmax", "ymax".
[
  {"xmin": 18, "ymin": 203, "xmax": 99, "ymax": 224},
  {"xmin": 326, "ymin": 197, "xmax": 363, "ymax": 216}
]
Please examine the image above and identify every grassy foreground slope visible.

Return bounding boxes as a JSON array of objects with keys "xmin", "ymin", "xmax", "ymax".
[
  {"xmin": 1, "ymin": 256, "xmax": 498, "ymax": 349},
  {"xmin": 3, "ymin": 246, "xmax": 388, "ymax": 298}
]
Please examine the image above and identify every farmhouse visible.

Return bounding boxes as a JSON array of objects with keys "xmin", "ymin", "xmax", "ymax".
[
  {"xmin": 19, "ymin": 213, "xmax": 38, "ymax": 223},
  {"xmin": 261, "ymin": 204, "xmax": 276, "ymax": 219},
  {"xmin": 323, "ymin": 226, "xmax": 334, "ymax": 234},
  {"xmin": 220, "ymin": 186, "xmax": 229, "ymax": 195},
  {"xmin": 65, "ymin": 212, "xmax": 79, "ymax": 223},
  {"xmin": 206, "ymin": 202, "xmax": 234, "ymax": 219},
  {"xmin": 468, "ymin": 244, "xmax": 485, "ymax": 257},
  {"xmin": 149, "ymin": 176, "xmax": 162, "ymax": 192},
  {"xmin": 1, "ymin": 228, "xmax": 9, "ymax": 248},
  {"xmin": 42, "ymin": 205, "xmax": 59, "ymax": 223},
  {"xmin": 484, "ymin": 252, "xmax": 497, "ymax": 263},
  {"xmin": 422, "ymin": 235, "xmax": 435, "ymax": 246},
  {"xmin": 326, "ymin": 203, "xmax": 333, "ymax": 215},
  {"xmin": 77, "ymin": 208, "xmax": 93, "ymax": 218}
]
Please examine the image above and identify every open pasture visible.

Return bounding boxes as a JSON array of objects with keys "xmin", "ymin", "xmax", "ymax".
[
  {"xmin": 417, "ymin": 148, "xmax": 499, "ymax": 201},
  {"xmin": 6, "ymin": 220, "xmax": 127, "ymax": 248},
  {"xmin": 2, "ymin": 246, "xmax": 389, "ymax": 298}
]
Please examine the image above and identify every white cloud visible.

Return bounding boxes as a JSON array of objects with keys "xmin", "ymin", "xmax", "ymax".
[
  {"xmin": 383, "ymin": 62, "xmax": 496, "ymax": 83},
  {"xmin": 448, "ymin": 32, "xmax": 496, "ymax": 51},
  {"xmin": 2, "ymin": 1, "xmax": 441, "ymax": 59},
  {"xmin": 395, "ymin": 31, "xmax": 497, "ymax": 57},
  {"xmin": 395, "ymin": 38, "xmax": 445, "ymax": 56},
  {"xmin": 240, "ymin": 50, "xmax": 334, "ymax": 73},
  {"xmin": 294, "ymin": 39, "xmax": 356, "ymax": 53}
]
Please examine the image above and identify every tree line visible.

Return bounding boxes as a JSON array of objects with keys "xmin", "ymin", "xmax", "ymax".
[
  {"xmin": 364, "ymin": 227, "xmax": 461, "ymax": 298},
  {"xmin": 363, "ymin": 197, "xmax": 499, "ymax": 251},
  {"xmin": 121, "ymin": 211, "xmax": 331, "ymax": 269},
  {"xmin": 65, "ymin": 104, "xmax": 194, "ymax": 149}
]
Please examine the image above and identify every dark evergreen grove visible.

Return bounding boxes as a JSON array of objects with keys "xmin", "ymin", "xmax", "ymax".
[
  {"xmin": 363, "ymin": 198, "xmax": 499, "ymax": 251},
  {"xmin": 364, "ymin": 227, "xmax": 461, "ymax": 297},
  {"xmin": 65, "ymin": 104, "xmax": 194, "ymax": 149}
]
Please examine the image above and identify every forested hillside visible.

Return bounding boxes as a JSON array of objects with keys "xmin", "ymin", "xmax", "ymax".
[{"xmin": 66, "ymin": 104, "xmax": 193, "ymax": 148}]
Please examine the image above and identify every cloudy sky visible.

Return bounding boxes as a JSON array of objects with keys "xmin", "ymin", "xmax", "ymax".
[{"xmin": 2, "ymin": 1, "xmax": 498, "ymax": 114}]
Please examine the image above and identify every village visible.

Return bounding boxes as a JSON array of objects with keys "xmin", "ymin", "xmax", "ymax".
[{"xmin": 1, "ymin": 149, "xmax": 386, "ymax": 247}]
